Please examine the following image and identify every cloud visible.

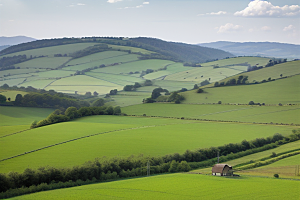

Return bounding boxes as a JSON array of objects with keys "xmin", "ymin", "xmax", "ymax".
[
  {"xmin": 234, "ymin": 0, "xmax": 300, "ymax": 17},
  {"xmin": 107, "ymin": 0, "xmax": 123, "ymax": 3},
  {"xmin": 118, "ymin": 2, "xmax": 149, "ymax": 9},
  {"xmin": 261, "ymin": 26, "xmax": 271, "ymax": 31},
  {"xmin": 283, "ymin": 25, "xmax": 295, "ymax": 31},
  {"xmin": 198, "ymin": 11, "xmax": 227, "ymax": 16},
  {"xmin": 217, "ymin": 23, "xmax": 243, "ymax": 33},
  {"xmin": 68, "ymin": 3, "xmax": 85, "ymax": 7}
]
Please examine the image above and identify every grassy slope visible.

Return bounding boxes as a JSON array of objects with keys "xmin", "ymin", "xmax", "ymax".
[
  {"xmin": 15, "ymin": 57, "xmax": 71, "ymax": 69},
  {"xmin": 0, "ymin": 115, "xmax": 293, "ymax": 173},
  {"xmin": 0, "ymin": 43, "xmax": 98, "ymax": 58},
  {"xmin": 200, "ymin": 56, "xmax": 270, "ymax": 67},
  {"xmin": 9, "ymin": 174, "xmax": 300, "ymax": 200},
  {"xmin": 122, "ymin": 104, "xmax": 300, "ymax": 124},
  {"xmin": 182, "ymin": 75, "xmax": 300, "ymax": 105},
  {"xmin": 0, "ymin": 90, "xmax": 28, "ymax": 101}
]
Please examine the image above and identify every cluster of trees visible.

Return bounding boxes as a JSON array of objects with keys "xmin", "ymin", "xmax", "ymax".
[
  {"xmin": 123, "ymin": 81, "xmax": 147, "ymax": 91},
  {"xmin": 70, "ymin": 44, "xmax": 109, "ymax": 59},
  {"xmin": 31, "ymin": 105, "xmax": 121, "ymax": 128},
  {"xmin": 146, "ymin": 89, "xmax": 185, "ymax": 104},
  {"xmin": 0, "ymin": 94, "xmax": 7, "ymax": 103},
  {"xmin": 214, "ymin": 76, "xmax": 248, "ymax": 87},
  {"xmin": 265, "ymin": 59, "xmax": 287, "ymax": 67},
  {"xmin": 247, "ymin": 65, "xmax": 263, "ymax": 72},
  {"xmin": 0, "ymin": 55, "xmax": 28, "ymax": 70},
  {"xmin": 14, "ymin": 93, "xmax": 87, "ymax": 109},
  {"xmin": 74, "ymin": 64, "xmax": 105, "ymax": 75},
  {"xmin": 1, "ymin": 130, "xmax": 299, "ymax": 197},
  {"xmin": 109, "ymin": 89, "xmax": 118, "ymax": 95}
]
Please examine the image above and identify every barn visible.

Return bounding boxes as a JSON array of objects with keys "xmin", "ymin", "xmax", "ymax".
[{"xmin": 212, "ymin": 164, "xmax": 233, "ymax": 176}]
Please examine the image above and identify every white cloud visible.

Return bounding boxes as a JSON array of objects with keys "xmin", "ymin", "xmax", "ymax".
[
  {"xmin": 198, "ymin": 11, "xmax": 227, "ymax": 16},
  {"xmin": 68, "ymin": 3, "xmax": 85, "ymax": 7},
  {"xmin": 283, "ymin": 25, "xmax": 295, "ymax": 31},
  {"xmin": 261, "ymin": 26, "xmax": 271, "ymax": 31},
  {"xmin": 248, "ymin": 28, "xmax": 254, "ymax": 32},
  {"xmin": 234, "ymin": 0, "xmax": 300, "ymax": 17},
  {"xmin": 107, "ymin": 0, "xmax": 123, "ymax": 3},
  {"xmin": 217, "ymin": 23, "xmax": 243, "ymax": 33},
  {"xmin": 118, "ymin": 2, "xmax": 149, "ymax": 9}
]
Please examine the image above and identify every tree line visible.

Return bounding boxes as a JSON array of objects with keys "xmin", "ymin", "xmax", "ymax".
[
  {"xmin": 0, "ymin": 130, "xmax": 299, "ymax": 198},
  {"xmin": 31, "ymin": 105, "xmax": 121, "ymax": 128}
]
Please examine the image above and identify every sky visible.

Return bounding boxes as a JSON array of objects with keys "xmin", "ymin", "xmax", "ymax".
[{"xmin": 0, "ymin": 0, "xmax": 299, "ymax": 44}]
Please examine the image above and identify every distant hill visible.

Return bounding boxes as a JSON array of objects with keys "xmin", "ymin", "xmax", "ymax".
[
  {"xmin": 0, "ymin": 36, "xmax": 36, "ymax": 46},
  {"xmin": 132, "ymin": 37, "xmax": 234, "ymax": 63},
  {"xmin": 0, "ymin": 45, "xmax": 10, "ymax": 51},
  {"xmin": 199, "ymin": 41, "xmax": 300, "ymax": 59}
]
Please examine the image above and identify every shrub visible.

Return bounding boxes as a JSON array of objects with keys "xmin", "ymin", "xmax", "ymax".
[{"xmin": 274, "ymin": 174, "xmax": 279, "ymax": 178}]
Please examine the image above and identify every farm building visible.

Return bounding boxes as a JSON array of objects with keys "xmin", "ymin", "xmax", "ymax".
[{"xmin": 212, "ymin": 164, "xmax": 233, "ymax": 176}]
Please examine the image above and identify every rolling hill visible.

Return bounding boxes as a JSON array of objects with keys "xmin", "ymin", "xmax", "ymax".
[{"xmin": 199, "ymin": 41, "xmax": 300, "ymax": 59}]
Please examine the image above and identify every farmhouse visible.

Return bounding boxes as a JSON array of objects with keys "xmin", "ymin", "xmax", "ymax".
[{"xmin": 212, "ymin": 164, "xmax": 233, "ymax": 176}]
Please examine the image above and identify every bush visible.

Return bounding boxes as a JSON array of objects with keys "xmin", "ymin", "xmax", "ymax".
[{"xmin": 274, "ymin": 174, "xmax": 279, "ymax": 178}]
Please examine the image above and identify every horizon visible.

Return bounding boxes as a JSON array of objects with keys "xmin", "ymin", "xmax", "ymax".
[{"xmin": 0, "ymin": 0, "xmax": 299, "ymax": 45}]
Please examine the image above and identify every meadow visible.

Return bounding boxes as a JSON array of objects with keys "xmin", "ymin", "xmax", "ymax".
[
  {"xmin": 182, "ymin": 75, "xmax": 300, "ymax": 105},
  {"xmin": 200, "ymin": 56, "xmax": 270, "ymax": 67},
  {"xmin": 122, "ymin": 104, "xmax": 300, "ymax": 124},
  {"xmin": 15, "ymin": 57, "xmax": 71, "ymax": 69},
  {"xmin": 0, "ymin": 115, "xmax": 293, "ymax": 173},
  {"xmin": 8, "ymin": 174, "xmax": 300, "ymax": 200},
  {"xmin": 0, "ymin": 43, "xmax": 98, "ymax": 58},
  {"xmin": 0, "ymin": 90, "xmax": 28, "ymax": 101}
]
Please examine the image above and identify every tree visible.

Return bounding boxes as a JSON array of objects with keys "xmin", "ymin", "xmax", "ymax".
[
  {"xmin": 193, "ymin": 84, "xmax": 199, "ymax": 89},
  {"xmin": 92, "ymin": 98, "xmax": 105, "ymax": 107},
  {"xmin": 123, "ymin": 85, "xmax": 134, "ymax": 91},
  {"xmin": 113, "ymin": 106, "xmax": 121, "ymax": 115},
  {"xmin": 214, "ymin": 82, "xmax": 219, "ymax": 87},
  {"xmin": 1, "ymin": 83, "xmax": 9, "ymax": 89},
  {"xmin": 197, "ymin": 89, "xmax": 203, "ymax": 93},
  {"xmin": 144, "ymin": 80, "xmax": 152, "ymax": 86},
  {"xmin": 0, "ymin": 94, "xmax": 6, "ymax": 103},
  {"xmin": 249, "ymin": 101, "xmax": 255, "ymax": 105},
  {"xmin": 200, "ymin": 80, "xmax": 210, "ymax": 86},
  {"xmin": 110, "ymin": 89, "xmax": 117, "ymax": 95},
  {"xmin": 151, "ymin": 88, "xmax": 169, "ymax": 99},
  {"xmin": 85, "ymin": 92, "xmax": 92, "ymax": 97},
  {"xmin": 134, "ymin": 82, "xmax": 142, "ymax": 88},
  {"xmin": 93, "ymin": 91, "xmax": 99, "ymax": 96},
  {"xmin": 30, "ymin": 120, "xmax": 38, "ymax": 129},
  {"xmin": 65, "ymin": 107, "xmax": 79, "ymax": 119}
]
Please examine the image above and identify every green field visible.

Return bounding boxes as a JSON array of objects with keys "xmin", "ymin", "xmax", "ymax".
[
  {"xmin": 15, "ymin": 57, "xmax": 71, "ymax": 69},
  {"xmin": 182, "ymin": 75, "xmax": 300, "ymax": 105},
  {"xmin": 0, "ymin": 43, "xmax": 98, "ymax": 58},
  {"xmin": 200, "ymin": 56, "xmax": 270, "ymax": 67},
  {"xmin": 92, "ymin": 59, "xmax": 174, "ymax": 75},
  {"xmin": 210, "ymin": 60, "xmax": 300, "ymax": 86},
  {"xmin": 0, "ymin": 90, "xmax": 28, "ymax": 101},
  {"xmin": 123, "ymin": 103, "xmax": 300, "ymax": 124},
  {"xmin": 108, "ymin": 44, "xmax": 154, "ymax": 54},
  {"xmin": 9, "ymin": 174, "xmax": 300, "ymax": 200},
  {"xmin": 0, "ymin": 115, "xmax": 293, "ymax": 173}
]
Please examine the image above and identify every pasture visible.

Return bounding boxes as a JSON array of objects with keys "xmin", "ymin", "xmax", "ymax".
[
  {"xmin": 92, "ymin": 59, "xmax": 174, "ymax": 75},
  {"xmin": 200, "ymin": 56, "xmax": 270, "ymax": 67},
  {"xmin": 108, "ymin": 44, "xmax": 154, "ymax": 54},
  {"xmin": 0, "ymin": 90, "xmax": 28, "ymax": 101},
  {"xmin": 9, "ymin": 174, "xmax": 300, "ymax": 200},
  {"xmin": 182, "ymin": 75, "xmax": 300, "ymax": 105},
  {"xmin": 0, "ymin": 43, "xmax": 98, "ymax": 58},
  {"xmin": 0, "ymin": 115, "xmax": 293, "ymax": 173},
  {"xmin": 15, "ymin": 57, "xmax": 71, "ymax": 69},
  {"xmin": 123, "ymin": 103, "xmax": 300, "ymax": 124}
]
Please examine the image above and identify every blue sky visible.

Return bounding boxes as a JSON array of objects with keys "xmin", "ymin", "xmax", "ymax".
[{"xmin": 0, "ymin": 0, "xmax": 299, "ymax": 44}]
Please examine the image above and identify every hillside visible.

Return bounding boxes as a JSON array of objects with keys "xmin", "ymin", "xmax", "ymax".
[
  {"xmin": 0, "ymin": 36, "xmax": 36, "ymax": 46},
  {"xmin": 199, "ymin": 41, "xmax": 300, "ymax": 59}
]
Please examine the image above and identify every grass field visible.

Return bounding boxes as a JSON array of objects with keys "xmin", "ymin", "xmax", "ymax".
[
  {"xmin": 0, "ymin": 90, "xmax": 28, "ymax": 101},
  {"xmin": 0, "ymin": 43, "xmax": 98, "ymax": 58},
  {"xmin": 63, "ymin": 54, "xmax": 140, "ymax": 71},
  {"xmin": 209, "ymin": 60, "xmax": 300, "ymax": 86},
  {"xmin": 192, "ymin": 140, "xmax": 300, "ymax": 176},
  {"xmin": 200, "ymin": 56, "xmax": 270, "ymax": 67},
  {"xmin": 92, "ymin": 59, "xmax": 174, "ymax": 75},
  {"xmin": 181, "ymin": 75, "xmax": 300, "ymax": 105},
  {"xmin": 0, "ymin": 78, "xmax": 26, "ymax": 87},
  {"xmin": 0, "ymin": 107, "xmax": 54, "ymax": 127},
  {"xmin": 19, "ymin": 79, "xmax": 57, "ymax": 89},
  {"xmin": 9, "ymin": 174, "xmax": 300, "ymax": 200},
  {"xmin": 0, "ymin": 69, "xmax": 45, "ymax": 78},
  {"xmin": 108, "ymin": 44, "xmax": 154, "ymax": 54},
  {"xmin": 0, "ymin": 115, "xmax": 293, "ymax": 173},
  {"xmin": 15, "ymin": 57, "xmax": 71, "ymax": 69},
  {"xmin": 122, "ymin": 104, "xmax": 300, "ymax": 124}
]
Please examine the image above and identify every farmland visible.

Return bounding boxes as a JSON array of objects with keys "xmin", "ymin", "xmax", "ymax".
[
  {"xmin": 8, "ymin": 174, "xmax": 300, "ymax": 200},
  {"xmin": 0, "ymin": 38, "xmax": 299, "ymax": 199},
  {"xmin": 0, "ymin": 115, "xmax": 293, "ymax": 173}
]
